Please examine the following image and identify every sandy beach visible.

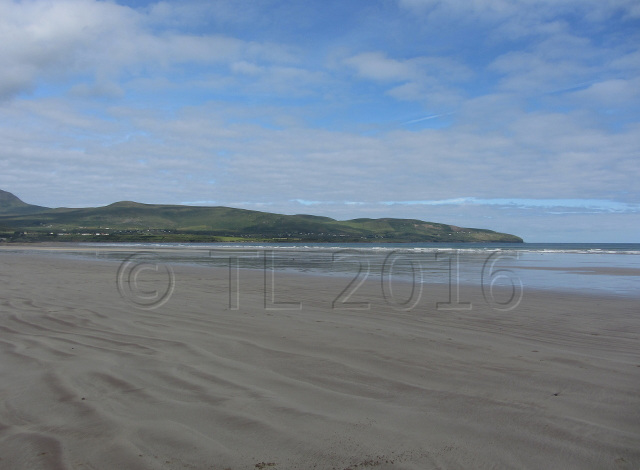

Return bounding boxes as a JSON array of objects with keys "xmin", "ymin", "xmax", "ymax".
[{"xmin": 0, "ymin": 250, "xmax": 638, "ymax": 469}]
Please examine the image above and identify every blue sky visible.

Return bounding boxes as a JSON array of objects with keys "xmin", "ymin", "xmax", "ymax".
[{"xmin": 1, "ymin": 0, "xmax": 639, "ymax": 242}]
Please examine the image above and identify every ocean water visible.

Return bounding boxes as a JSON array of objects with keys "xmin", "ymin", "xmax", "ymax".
[{"xmin": 43, "ymin": 242, "xmax": 640, "ymax": 299}]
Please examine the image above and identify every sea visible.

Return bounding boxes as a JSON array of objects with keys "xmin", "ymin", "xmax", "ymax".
[{"xmin": 19, "ymin": 242, "xmax": 640, "ymax": 299}]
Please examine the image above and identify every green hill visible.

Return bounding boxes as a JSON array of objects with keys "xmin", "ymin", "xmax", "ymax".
[
  {"xmin": 0, "ymin": 190, "xmax": 523, "ymax": 243},
  {"xmin": 0, "ymin": 189, "xmax": 48, "ymax": 215}
]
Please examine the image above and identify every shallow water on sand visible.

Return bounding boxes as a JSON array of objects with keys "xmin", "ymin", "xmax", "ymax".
[{"xmin": 4, "ymin": 242, "xmax": 639, "ymax": 298}]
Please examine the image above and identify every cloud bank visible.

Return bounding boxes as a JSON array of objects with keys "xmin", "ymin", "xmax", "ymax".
[{"xmin": 0, "ymin": 0, "xmax": 638, "ymax": 242}]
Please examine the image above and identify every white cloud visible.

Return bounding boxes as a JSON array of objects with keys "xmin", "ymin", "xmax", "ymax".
[
  {"xmin": 231, "ymin": 61, "xmax": 263, "ymax": 75},
  {"xmin": 397, "ymin": 0, "xmax": 640, "ymax": 24},
  {"xmin": 381, "ymin": 197, "xmax": 640, "ymax": 212},
  {"xmin": 0, "ymin": 0, "xmax": 300, "ymax": 101},
  {"xmin": 5, "ymin": 95, "xmax": 638, "ymax": 209},
  {"xmin": 0, "ymin": 0, "xmax": 638, "ymax": 242},
  {"xmin": 344, "ymin": 52, "xmax": 470, "ymax": 83},
  {"xmin": 344, "ymin": 52, "xmax": 417, "ymax": 82},
  {"xmin": 0, "ymin": 0, "xmax": 137, "ymax": 98},
  {"xmin": 571, "ymin": 78, "xmax": 640, "ymax": 106},
  {"xmin": 343, "ymin": 52, "xmax": 470, "ymax": 108}
]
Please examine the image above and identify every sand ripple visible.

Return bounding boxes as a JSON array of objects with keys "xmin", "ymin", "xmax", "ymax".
[{"xmin": 0, "ymin": 252, "xmax": 638, "ymax": 469}]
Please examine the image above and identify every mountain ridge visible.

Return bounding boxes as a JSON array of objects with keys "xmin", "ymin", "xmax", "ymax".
[
  {"xmin": 0, "ymin": 190, "xmax": 523, "ymax": 243},
  {"xmin": 0, "ymin": 189, "xmax": 49, "ymax": 215}
]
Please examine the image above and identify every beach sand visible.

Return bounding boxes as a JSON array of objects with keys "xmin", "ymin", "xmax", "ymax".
[{"xmin": 0, "ymin": 250, "xmax": 638, "ymax": 469}]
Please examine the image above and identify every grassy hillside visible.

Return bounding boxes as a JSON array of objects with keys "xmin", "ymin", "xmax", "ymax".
[
  {"xmin": 0, "ymin": 189, "xmax": 48, "ymax": 215},
  {"xmin": 0, "ymin": 193, "xmax": 523, "ymax": 243}
]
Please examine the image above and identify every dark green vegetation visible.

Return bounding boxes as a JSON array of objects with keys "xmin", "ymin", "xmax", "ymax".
[
  {"xmin": 0, "ymin": 190, "xmax": 523, "ymax": 243},
  {"xmin": 0, "ymin": 189, "xmax": 48, "ymax": 215}
]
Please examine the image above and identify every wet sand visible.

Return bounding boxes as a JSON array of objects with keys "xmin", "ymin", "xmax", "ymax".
[{"xmin": 0, "ymin": 250, "xmax": 638, "ymax": 469}]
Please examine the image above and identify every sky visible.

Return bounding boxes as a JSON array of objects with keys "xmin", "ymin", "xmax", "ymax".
[{"xmin": 1, "ymin": 0, "xmax": 639, "ymax": 242}]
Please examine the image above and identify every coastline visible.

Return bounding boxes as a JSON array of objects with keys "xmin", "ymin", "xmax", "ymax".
[
  {"xmin": 0, "ymin": 250, "xmax": 638, "ymax": 469},
  {"xmin": 2, "ymin": 241, "xmax": 640, "ymax": 299}
]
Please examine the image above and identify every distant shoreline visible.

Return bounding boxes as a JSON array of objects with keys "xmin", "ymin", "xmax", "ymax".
[{"xmin": 3, "ymin": 242, "xmax": 639, "ymax": 299}]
